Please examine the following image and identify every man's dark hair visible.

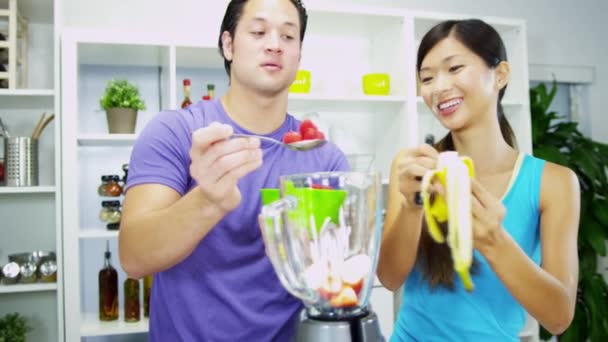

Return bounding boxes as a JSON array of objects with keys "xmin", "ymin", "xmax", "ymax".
[{"xmin": 217, "ymin": 0, "xmax": 308, "ymax": 77}]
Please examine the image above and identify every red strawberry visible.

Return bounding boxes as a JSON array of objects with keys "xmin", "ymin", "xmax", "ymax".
[
  {"xmin": 299, "ymin": 119, "xmax": 317, "ymax": 136},
  {"xmin": 282, "ymin": 131, "xmax": 302, "ymax": 144},
  {"xmin": 314, "ymin": 131, "xmax": 325, "ymax": 140},
  {"xmin": 302, "ymin": 127, "xmax": 319, "ymax": 140}
]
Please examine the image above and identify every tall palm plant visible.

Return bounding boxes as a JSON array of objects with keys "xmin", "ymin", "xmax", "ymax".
[{"xmin": 530, "ymin": 81, "xmax": 608, "ymax": 341}]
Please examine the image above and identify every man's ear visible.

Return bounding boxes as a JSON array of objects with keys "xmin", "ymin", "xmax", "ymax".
[
  {"xmin": 495, "ymin": 61, "xmax": 511, "ymax": 90},
  {"xmin": 221, "ymin": 31, "xmax": 233, "ymax": 62}
]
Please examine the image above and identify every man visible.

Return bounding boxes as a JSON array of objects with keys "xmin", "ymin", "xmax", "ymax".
[{"xmin": 118, "ymin": 0, "xmax": 349, "ymax": 340}]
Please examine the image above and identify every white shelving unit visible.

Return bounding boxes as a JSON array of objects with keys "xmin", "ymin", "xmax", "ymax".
[
  {"xmin": 80, "ymin": 314, "xmax": 149, "ymax": 337},
  {"xmin": 0, "ymin": 283, "xmax": 57, "ymax": 294},
  {"xmin": 60, "ymin": 4, "xmax": 535, "ymax": 342},
  {"xmin": 0, "ymin": 0, "xmax": 63, "ymax": 342}
]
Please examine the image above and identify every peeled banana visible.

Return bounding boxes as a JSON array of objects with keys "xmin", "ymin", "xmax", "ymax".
[{"xmin": 421, "ymin": 151, "xmax": 476, "ymax": 291}]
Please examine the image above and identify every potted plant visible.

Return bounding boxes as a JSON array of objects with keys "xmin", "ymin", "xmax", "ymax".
[
  {"xmin": 99, "ymin": 79, "xmax": 146, "ymax": 134},
  {"xmin": 530, "ymin": 81, "xmax": 608, "ymax": 342},
  {"xmin": 0, "ymin": 312, "xmax": 32, "ymax": 342}
]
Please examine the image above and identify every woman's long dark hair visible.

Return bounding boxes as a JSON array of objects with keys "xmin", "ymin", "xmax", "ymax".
[{"xmin": 416, "ymin": 19, "xmax": 517, "ymax": 289}]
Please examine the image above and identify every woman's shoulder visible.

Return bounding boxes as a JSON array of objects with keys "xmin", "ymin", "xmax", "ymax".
[{"xmin": 537, "ymin": 158, "xmax": 580, "ymax": 211}]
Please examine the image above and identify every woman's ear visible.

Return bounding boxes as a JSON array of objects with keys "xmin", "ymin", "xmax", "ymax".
[
  {"xmin": 495, "ymin": 61, "xmax": 511, "ymax": 90},
  {"xmin": 221, "ymin": 31, "xmax": 233, "ymax": 62}
]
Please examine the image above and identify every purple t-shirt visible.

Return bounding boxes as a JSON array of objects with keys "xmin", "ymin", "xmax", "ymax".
[{"xmin": 126, "ymin": 99, "xmax": 349, "ymax": 341}]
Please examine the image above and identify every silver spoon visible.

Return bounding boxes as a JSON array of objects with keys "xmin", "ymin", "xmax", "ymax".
[{"xmin": 231, "ymin": 133, "xmax": 326, "ymax": 151}]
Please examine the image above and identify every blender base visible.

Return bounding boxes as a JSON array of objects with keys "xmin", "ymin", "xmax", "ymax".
[{"xmin": 295, "ymin": 309, "xmax": 385, "ymax": 342}]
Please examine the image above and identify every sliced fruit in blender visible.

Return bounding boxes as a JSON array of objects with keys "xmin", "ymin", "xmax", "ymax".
[
  {"xmin": 340, "ymin": 254, "xmax": 371, "ymax": 295},
  {"xmin": 318, "ymin": 275, "xmax": 342, "ymax": 300},
  {"xmin": 329, "ymin": 286, "xmax": 358, "ymax": 308}
]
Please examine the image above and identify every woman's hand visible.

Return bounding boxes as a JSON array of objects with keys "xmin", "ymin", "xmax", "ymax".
[
  {"xmin": 470, "ymin": 179, "xmax": 507, "ymax": 253},
  {"xmin": 394, "ymin": 144, "xmax": 439, "ymax": 209}
]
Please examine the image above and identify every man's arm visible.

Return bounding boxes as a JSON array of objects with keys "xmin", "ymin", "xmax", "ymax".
[{"xmin": 119, "ymin": 123, "xmax": 262, "ymax": 279}]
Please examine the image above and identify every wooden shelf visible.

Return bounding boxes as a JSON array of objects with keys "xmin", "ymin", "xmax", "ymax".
[
  {"xmin": 0, "ymin": 283, "xmax": 57, "ymax": 294},
  {"xmin": 80, "ymin": 313, "xmax": 149, "ymax": 337}
]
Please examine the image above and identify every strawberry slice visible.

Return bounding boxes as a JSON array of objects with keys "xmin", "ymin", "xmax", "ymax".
[
  {"xmin": 299, "ymin": 119, "xmax": 317, "ymax": 136},
  {"xmin": 340, "ymin": 254, "xmax": 371, "ymax": 295},
  {"xmin": 329, "ymin": 286, "xmax": 358, "ymax": 308},
  {"xmin": 301, "ymin": 127, "xmax": 319, "ymax": 140},
  {"xmin": 318, "ymin": 276, "xmax": 342, "ymax": 300},
  {"xmin": 282, "ymin": 131, "xmax": 302, "ymax": 144}
]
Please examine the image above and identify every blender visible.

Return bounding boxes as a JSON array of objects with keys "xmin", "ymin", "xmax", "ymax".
[{"xmin": 261, "ymin": 171, "xmax": 384, "ymax": 342}]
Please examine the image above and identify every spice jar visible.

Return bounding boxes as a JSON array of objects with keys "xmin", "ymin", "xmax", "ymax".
[
  {"xmin": 98, "ymin": 175, "xmax": 111, "ymax": 196},
  {"xmin": 100, "ymin": 201, "xmax": 121, "ymax": 223},
  {"xmin": 2, "ymin": 262, "xmax": 20, "ymax": 285},
  {"xmin": 106, "ymin": 175, "xmax": 123, "ymax": 197},
  {"xmin": 107, "ymin": 201, "xmax": 121, "ymax": 224},
  {"xmin": 40, "ymin": 260, "xmax": 57, "ymax": 283},
  {"xmin": 124, "ymin": 278, "xmax": 141, "ymax": 322},
  {"xmin": 19, "ymin": 262, "xmax": 37, "ymax": 284},
  {"xmin": 98, "ymin": 175, "xmax": 123, "ymax": 197}
]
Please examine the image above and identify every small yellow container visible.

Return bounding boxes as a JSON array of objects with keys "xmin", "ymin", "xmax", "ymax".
[
  {"xmin": 362, "ymin": 73, "xmax": 390, "ymax": 96},
  {"xmin": 289, "ymin": 70, "xmax": 311, "ymax": 93}
]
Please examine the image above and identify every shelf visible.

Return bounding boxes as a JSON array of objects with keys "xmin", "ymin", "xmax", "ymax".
[
  {"xmin": 0, "ymin": 186, "xmax": 56, "ymax": 194},
  {"xmin": 81, "ymin": 314, "xmax": 149, "ymax": 337},
  {"xmin": 79, "ymin": 229, "xmax": 119, "ymax": 239},
  {"xmin": 0, "ymin": 89, "xmax": 55, "ymax": 96},
  {"xmin": 288, "ymin": 94, "xmax": 407, "ymax": 113},
  {"xmin": 77, "ymin": 134, "xmax": 138, "ymax": 147},
  {"xmin": 0, "ymin": 283, "xmax": 57, "ymax": 294},
  {"xmin": 78, "ymin": 43, "xmax": 169, "ymax": 67}
]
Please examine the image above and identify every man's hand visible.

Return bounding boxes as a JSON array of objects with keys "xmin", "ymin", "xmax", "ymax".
[{"xmin": 189, "ymin": 122, "xmax": 263, "ymax": 213}]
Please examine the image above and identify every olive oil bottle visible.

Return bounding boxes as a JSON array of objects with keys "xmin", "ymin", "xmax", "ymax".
[{"xmin": 99, "ymin": 240, "xmax": 118, "ymax": 321}]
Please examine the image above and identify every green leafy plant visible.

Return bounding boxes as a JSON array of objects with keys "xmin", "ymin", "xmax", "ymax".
[
  {"xmin": 531, "ymin": 81, "xmax": 608, "ymax": 342},
  {"xmin": 99, "ymin": 79, "xmax": 146, "ymax": 111},
  {"xmin": 0, "ymin": 313, "xmax": 32, "ymax": 342}
]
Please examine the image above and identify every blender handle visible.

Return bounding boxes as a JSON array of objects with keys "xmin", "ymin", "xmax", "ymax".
[{"xmin": 260, "ymin": 196, "xmax": 310, "ymax": 299}]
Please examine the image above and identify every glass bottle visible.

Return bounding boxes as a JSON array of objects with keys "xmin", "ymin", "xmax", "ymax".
[
  {"xmin": 143, "ymin": 275, "xmax": 153, "ymax": 318},
  {"xmin": 99, "ymin": 240, "xmax": 118, "ymax": 321},
  {"xmin": 124, "ymin": 278, "xmax": 141, "ymax": 322},
  {"xmin": 181, "ymin": 79, "xmax": 192, "ymax": 109},
  {"xmin": 207, "ymin": 84, "xmax": 215, "ymax": 99}
]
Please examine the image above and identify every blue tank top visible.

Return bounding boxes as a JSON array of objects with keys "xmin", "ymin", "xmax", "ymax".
[{"xmin": 391, "ymin": 153, "xmax": 545, "ymax": 342}]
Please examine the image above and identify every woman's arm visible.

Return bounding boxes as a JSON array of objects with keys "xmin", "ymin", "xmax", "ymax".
[
  {"xmin": 477, "ymin": 162, "xmax": 580, "ymax": 335},
  {"xmin": 377, "ymin": 147, "xmax": 437, "ymax": 290}
]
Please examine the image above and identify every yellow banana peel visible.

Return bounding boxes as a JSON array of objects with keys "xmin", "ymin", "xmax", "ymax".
[{"xmin": 421, "ymin": 152, "xmax": 476, "ymax": 292}]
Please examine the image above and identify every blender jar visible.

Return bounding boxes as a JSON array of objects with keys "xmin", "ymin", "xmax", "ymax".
[{"xmin": 261, "ymin": 171, "xmax": 382, "ymax": 320}]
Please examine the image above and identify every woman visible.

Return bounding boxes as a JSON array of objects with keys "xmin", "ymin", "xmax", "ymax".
[{"xmin": 377, "ymin": 19, "xmax": 580, "ymax": 341}]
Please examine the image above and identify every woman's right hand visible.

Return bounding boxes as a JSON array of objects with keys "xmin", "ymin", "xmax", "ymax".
[
  {"xmin": 189, "ymin": 122, "xmax": 263, "ymax": 214},
  {"xmin": 394, "ymin": 143, "xmax": 439, "ymax": 209}
]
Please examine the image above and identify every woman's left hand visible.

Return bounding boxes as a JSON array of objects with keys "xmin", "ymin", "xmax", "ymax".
[{"xmin": 470, "ymin": 179, "xmax": 507, "ymax": 253}]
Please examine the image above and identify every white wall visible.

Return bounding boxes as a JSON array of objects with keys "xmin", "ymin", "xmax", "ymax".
[{"xmin": 61, "ymin": 0, "xmax": 608, "ymax": 143}]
